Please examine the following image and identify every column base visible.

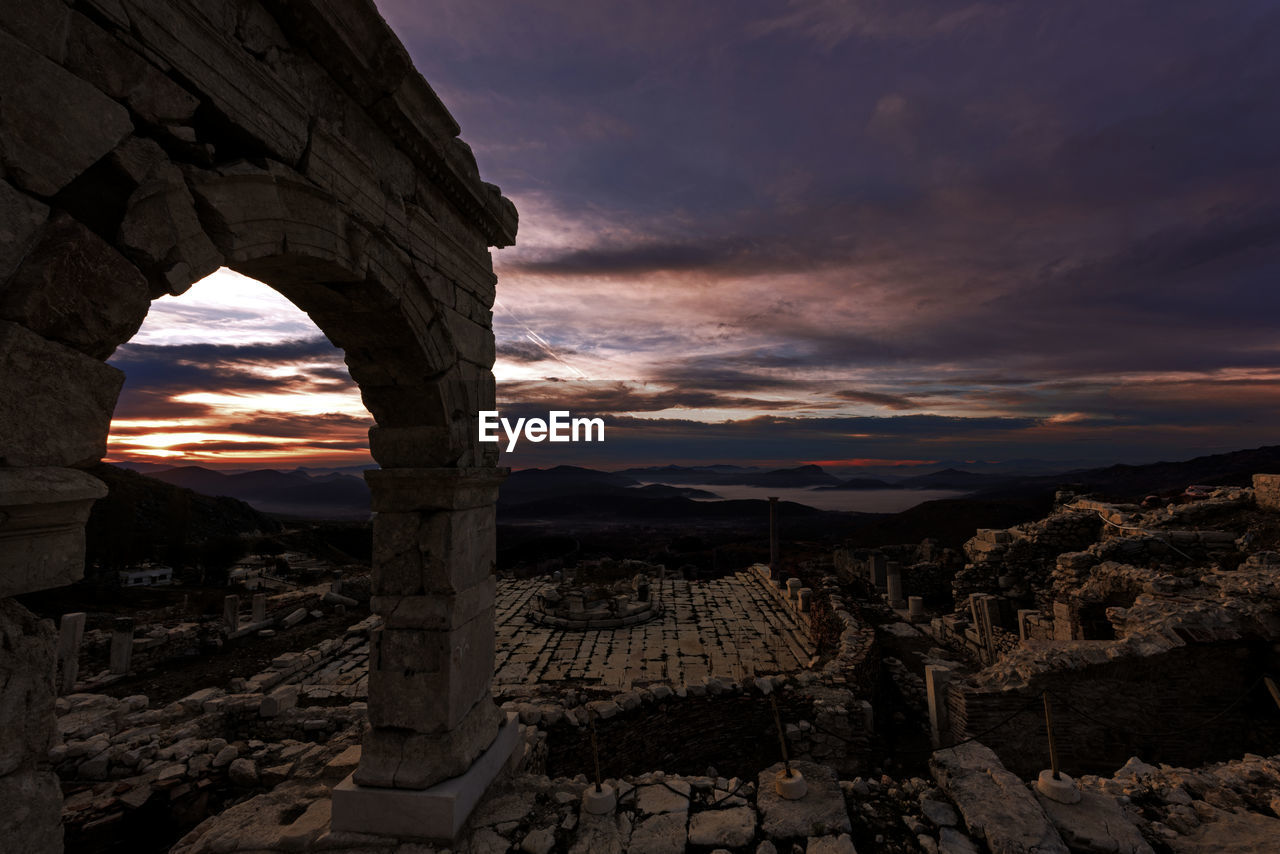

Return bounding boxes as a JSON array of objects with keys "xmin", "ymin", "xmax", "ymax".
[{"xmin": 331, "ymin": 712, "xmax": 520, "ymax": 841}]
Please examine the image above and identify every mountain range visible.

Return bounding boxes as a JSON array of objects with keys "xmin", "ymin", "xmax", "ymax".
[{"xmin": 104, "ymin": 445, "xmax": 1280, "ymax": 522}]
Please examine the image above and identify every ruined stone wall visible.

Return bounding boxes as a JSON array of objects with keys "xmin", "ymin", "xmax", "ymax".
[
  {"xmin": 540, "ymin": 686, "xmax": 866, "ymax": 781},
  {"xmin": 1254, "ymin": 474, "xmax": 1280, "ymax": 510},
  {"xmin": 955, "ymin": 511, "xmax": 1103, "ymax": 600},
  {"xmin": 0, "ymin": 601, "xmax": 63, "ymax": 851},
  {"xmin": 947, "ymin": 641, "xmax": 1280, "ymax": 779}
]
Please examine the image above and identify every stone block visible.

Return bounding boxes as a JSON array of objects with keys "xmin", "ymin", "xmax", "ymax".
[
  {"xmin": 64, "ymin": 12, "xmax": 200, "ymax": 125},
  {"xmin": 115, "ymin": 0, "xmax": 308, "ymax": 163},
  {"xmin": 0, "ymin": 213, "xmax": 151, "ymax": 359},
  {"xmin": 367, "ymin": 607, "xmax": 494, "ymax": 731},
  {"xmin": 0, "ymin": 767, "xmax": 62, "ymax": 853},
  {"xmin": 335, "ymin": 711, "xmax": 524, "ymax": 839},
  {"xmin": 366, "ymin": 467, "xmax": 506, "ymax": 513},
  {"xmin": 1035, "ymin": 789, "xmax": 1153, "ymax": 853},
  {"xmin": 629, "ymin": 812, "xmax": 688, "ymax": 854},
  {"xmin": 109, "ymin": 617, "xmax": 134, "ymax": 675},
  {"xmin": 930, "ymin": 742, "xmax": 1068, "ymax": 854},
  {"xmin": 371, "ymin": 575, "xmax": 495, "ymax": 630},
  {"xmin": 0, "ymin": 323, "xmax": 123, "ymax": 467},
  {"xmin": 57, "ymin": 612, "xmax": 86, "ymax": 695},
  {"xmin": 373, "ymin": 505, "xmax": 497, "ymax": 595},
  {"xmin": 0, "ymin": 467, "xmax": 108, "ymax": 596},
  {"xmin": 0, "ymin": 179, "xmax": 48, "ymax": 283},
  {"xmin": 757, "ymin": 761, "xmax": 851, "ymax": 839},
  {"xmin": 0, "ymin": 600, "xmax": 58, "ymax": 779},
  {"xmin": 259, "ymin": 685, "xmax": 298, "ymax": 718},
  {"xmin": 115, "ymin": 141, "xmax": 223, "ymax": 295},
  {"xmin": 0, "ymin": 29, "xmax": 132, "ymax": 196},
  {"xmin": 0, "ymin": 0, "xmax": 70, "ymax": 61},
  {"xmin": 349, "ymin": 705, "xmax": 511, "ymax": 794},
  {"xmin": 688, "ymin": 806, "xmax": 757, "ymax": 848}
]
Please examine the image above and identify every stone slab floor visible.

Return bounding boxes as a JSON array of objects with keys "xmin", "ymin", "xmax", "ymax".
[
  {"xmin": 288, "ymin": 571, "xmax": 816, "ymax": 703},
  {"xmin": 493, "ymin": 571, "xmax": 816, "ymax": 691}
]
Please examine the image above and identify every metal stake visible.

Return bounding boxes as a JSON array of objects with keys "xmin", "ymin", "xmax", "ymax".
[
  {"xmin": 770, "ymin": 694, "xmax": 793, "ymax": 778},
  {"xmin": 589, "ymin": 711, "xmax": 603, "ymax": 793},
  {"xmin": 1043, "ymin": 691, "xmax": 1060, "ymax": 780}
]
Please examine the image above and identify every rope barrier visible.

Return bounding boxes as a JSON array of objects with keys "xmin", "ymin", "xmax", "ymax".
[
  {"xmin": 1046, "ymin": 677, "xmax": 1265, "ymax": 739},
  {"xmin": 1094, "ymin": 511, "xmax": 1195, "ymax": 562}
]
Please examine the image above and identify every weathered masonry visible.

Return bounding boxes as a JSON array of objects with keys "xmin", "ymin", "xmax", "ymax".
[{"xmin": 0, "ymin": 0, "xmax": 515, "ymax": 848}]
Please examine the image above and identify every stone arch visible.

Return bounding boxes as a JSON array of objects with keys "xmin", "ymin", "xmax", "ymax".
[{"xmin": 0, "ymin": 0, "xmax": 517, "ymax": 848}]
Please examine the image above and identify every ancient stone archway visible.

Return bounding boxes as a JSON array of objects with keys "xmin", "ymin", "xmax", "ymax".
[{"xmin": 0, "ymin": 1, "xmax": 515, "ymax": 848}]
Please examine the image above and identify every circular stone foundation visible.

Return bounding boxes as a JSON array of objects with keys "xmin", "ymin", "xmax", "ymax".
[{"xmin": 530, "ymin": 571, "xmax": 664, "ymax": 629}]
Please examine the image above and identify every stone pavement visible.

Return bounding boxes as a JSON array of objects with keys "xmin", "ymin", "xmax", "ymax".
[
  {"xmin": 494, "ymin": 571, "xmax": 815, "ymax": 691},
  {"xmin": 284, "ymin": 571, "xmax": 816, "ymax": 705}
]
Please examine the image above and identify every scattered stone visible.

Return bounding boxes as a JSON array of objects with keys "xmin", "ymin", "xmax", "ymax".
[
  {"xmin": 758, "ymin": 761, "xmax": 852, "ymax": 839},
  {"xmin": 931, "ymin": 743, "xmax": 1068, "ymax": 854},
  {"xmin": 228, "ymin": 758, "xmax": 258, "ymax": 787},
  {"xmin": 806, "ymin": 834, "xmax": 857, "ymax": 854},
  {"xmin": 636, "ymin": 781, "xmax": 691, "ymax": 815},
  {"xmin": 521, "ymin": 826, "xmax": 556, "ymax": 854},
  {"xmin": 688, "ymin": 807, "xmax": 757, "ymax": 848}
]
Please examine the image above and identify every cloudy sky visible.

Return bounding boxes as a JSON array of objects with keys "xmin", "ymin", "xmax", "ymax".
[{"xmin": 108, "ymin": 0, "xmax": 1280, "ymax": 472}]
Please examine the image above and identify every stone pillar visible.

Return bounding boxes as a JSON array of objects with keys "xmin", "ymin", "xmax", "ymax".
[
  {"xmin": 0, "ymin": 600, "xmax": 63, "ymax": 852},
  {"xmin": 786, "ymin": 577, "xmax": 802, "ymax": 600},
  {"xmin": 972, "ymin": 594, "xmax": 1002, "ymax": 662},
  {"xmin": 797, "ymin": 588, "xmax": 812, "ymax": 612},
  {"xmin": 223, "ymin": 595, "xmax": 240, "ymax": 633},
  {"xmin": 886, "ymin": 563, "xmax": 906, "ymax": 609},
  {"xmin": 868, "ymin": 553, "xmax": 887, "ymax": 589},
  {"xmin": 349, "ymin": 468, "xmax": 510, "ymax": 791},
  {"xmin": 252, "ymin": 593, "xmax": 267, "ymax": 624},
  {"xmin": 57, "ymin": 611, "xmax": 86, "ymax": 694},
  {"xmin": 1052, "ymin": 600, "xmax": 1075, "ymax": 641},
  {"xmin": 334, "ymin": 467, "xmax": 519, "ymax": 840},
  {"xmin": 908, "ymin": 596, "xmax": 925, "ymax": 622},
  {"xmin": 925, "ymin": 664, "xmax": 953, "ymax": 747},
  {"xmin": 1017, "ymin": 609, "xmax": 1039, "ymax": 641},
  {"xmin": 109, "ymin": 617, "xmax": 133, "ymax": 675},
  {"xmin": 768, "ymin": 496, "xmax": 779, "ymax": 580}
]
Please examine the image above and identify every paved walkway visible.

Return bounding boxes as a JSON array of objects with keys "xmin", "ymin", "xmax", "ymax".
[
  {"xmin": 285, "ymin": 571, "xmax": 815, "ymax": 701},
  {"xmin": 494, "ymin": 571, "xmax": 815, "ymax": 691}
]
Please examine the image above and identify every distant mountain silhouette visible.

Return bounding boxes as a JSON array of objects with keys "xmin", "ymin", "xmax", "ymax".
[
  {"xmin": 616, "ymin": 463, "xmax": 840, "ymax": 488},
  {"xmin": 499, "ymin": 492, "xmax": 825, "ymax": 521},
  {"xmin": 84, "ymin": 463, "xmax": 281, "ymax": 569},
  {"xmin": 896, "ymin": 468, "xmax": 1014, "ymax": 490},
  {"xmin": 147, "ymin": 466, "xmax": 371, "ymax": 519},
  {"xmin": 977, "ymin": 444, "xmax": 1280, "ymax": 501},
  {"xmin": 815, "ymin": 477, "xmax": 903, "ymax": 491},
  {"xmin": 500, "ymin": 466, "xmax": 717, "ymax": 505}
]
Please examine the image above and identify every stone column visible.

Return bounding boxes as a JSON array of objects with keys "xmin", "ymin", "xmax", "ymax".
[
  {"xmin": 223, "ymin": 595, "xmax": 240, "ymax": 633},
  {"xmin": 886, "ymin": 563, "xmax": 906, "ymax": 609},
  {"xmin": 109, "ymin": 617, "xmax": 133, "ymax": 675},
  {"xmin": 57, "ymin": 611, "xmax": 86, "ymax": 694},
  {"xmin": 252, "ymin": 593, "xmax": 267, "ymax": 624},
  {"xmin": 353, "ymin": 467, "xmax": 508, "ymax": 791},
  {"xmin": 1017, "ymin": 609, "xmax": 1039, "ymax": 641},
  {"xmin": 908, "ymin": 596, "xmax": 925, "ymax": 622},
  {"xmin": 768, "ymin": 496, "xmax": 780, "ymax": 581},
  {"xmin": 785, "ymin": 577, "xmax": 802, "ymax": 600},
  {"xmin": 868, "ymin": 553, "xmax": 887, "ymax": 589},
  {"xmin": 1052, "ymin": 601, "xmax": 1076, "ymax": 641},
  {"xmin": 925, "ymin": 665, "xmax": 953, "ymax": 747}
]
